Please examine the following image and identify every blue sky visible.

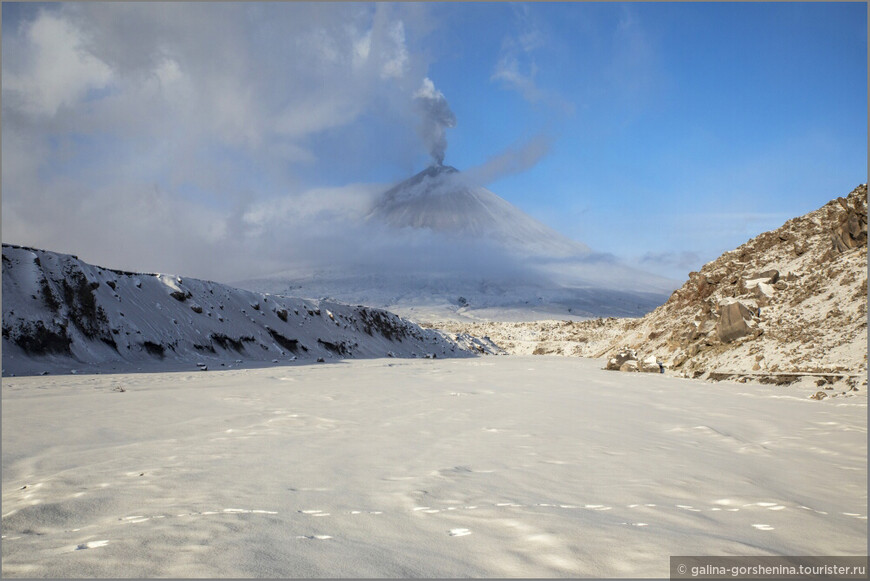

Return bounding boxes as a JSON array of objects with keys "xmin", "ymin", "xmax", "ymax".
[{"xmin": 2, "ymin": 2, "xmax": 866, "ymax": 282}]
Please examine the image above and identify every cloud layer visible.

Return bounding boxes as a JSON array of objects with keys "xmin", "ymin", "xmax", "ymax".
[{"xmin": 1, "ymin": 3, "xmax": 466, "ymax": 281}]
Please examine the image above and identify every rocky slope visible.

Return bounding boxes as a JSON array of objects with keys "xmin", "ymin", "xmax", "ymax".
[
  {"xmin": 427, "ymin": 184, "xmax": 868, "ymax": 391},
  {"xmin": 2, "ymin": 245, "xmax": 474, "ymax": 376}
]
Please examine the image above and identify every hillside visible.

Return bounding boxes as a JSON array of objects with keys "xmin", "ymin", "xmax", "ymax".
[
  {"xmin": 1, "ymin": 245, "xmax": 475, "ymax": 376},
  {"xmin": 428, "ymin": 184, "xmax": 868, "ymax": 390}
]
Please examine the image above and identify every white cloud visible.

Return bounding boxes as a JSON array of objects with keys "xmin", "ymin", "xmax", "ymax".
[
  {"xmin": 380, "ymin": 20, "xmax": 409, "ymax": 79},
  {"xmin": 273, "ymin": 95, "xmax": 365, "ymax": 140},
  {"xmin": 242, "ymin": 183, "xmax": 385, "ymax": 231},
  {"xmin": 3, "ymin": 11, "xmax": 113, "ymax": 117},
  {"xmin": 270, "ymin": 142, "xmax": 317, "ymax": 165},
  {"xmin": 0, "ymin": 3, "xmax": 445, "ymax": 281},
  {"xmin": 353, "ymin": 29, "xmax": 373, "ymax": 67},
  {"xmin": 489, "ymin": 5, "xmax": 573, "ymax": 115},
  {"xmin": 491, "ymin": 53, "xmax": 544, "ymax": 103},
  {"xmin": 301, "ymin": 28, "xmax": 342, "ymax": 64},
  {"xmin": 153, "ymin": 58, "xmax": 182, "ymax": 86}
]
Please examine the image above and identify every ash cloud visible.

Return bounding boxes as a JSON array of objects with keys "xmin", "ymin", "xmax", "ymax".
[
  {"xmin": 413, "ymin": 78, "xmax": 456, "ymax": 166},
  {"xmin": 461, "ymin": 134, "xmax": 551, "ymax": 187}
]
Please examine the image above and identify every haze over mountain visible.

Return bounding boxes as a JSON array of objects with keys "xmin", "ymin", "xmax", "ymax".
[{"xmin": 240, "ymin": 163, "xmax": 677, "ymax": 320}]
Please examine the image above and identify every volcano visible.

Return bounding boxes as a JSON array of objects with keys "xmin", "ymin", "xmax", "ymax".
[
  {"xmin": 367, "ymin": 164, "xmax": 590, "ymax": 258},
  {"xmin": 239, "ymin": 164, "xmax": 677, "ymax": 321}
]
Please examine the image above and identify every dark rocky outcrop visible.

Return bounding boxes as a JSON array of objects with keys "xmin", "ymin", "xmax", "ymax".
[{"xmin": 830, "ymin": 192, "xmax": 868, "ymax": 253}]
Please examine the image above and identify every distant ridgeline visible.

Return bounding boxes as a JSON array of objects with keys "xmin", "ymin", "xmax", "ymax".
[{"xmin": 1, "ymin": 244, "xmax": 476, "ymax": 376}]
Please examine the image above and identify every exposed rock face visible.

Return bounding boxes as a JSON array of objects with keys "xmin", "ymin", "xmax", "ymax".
[
  {"xmin": 751, "ymin": 282, "xmax": 774, "ymax": 306},
  {"xmin": 753, "ymin": 270, "xmax": 780, "ymax": 284},
  {"xmin": 831, "ymin": 195, "xmax": 868, "ymax": 252}
]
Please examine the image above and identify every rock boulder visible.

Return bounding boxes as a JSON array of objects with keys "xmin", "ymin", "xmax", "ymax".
[
  {"xmin": 606, "ymin": 348, "xmax": 638, "ymax": 371},
  {"xmin": 639, "ymin": 355, "xmax": 661, "ymax": 373},
  {"xmin": 716, "ymin": 299, "xmax": 757, "ymax": 343},
  {"xmin": 752, "ymin": 269, "xmax": 780, "ymax": 284},
  {"xmin": 619, "ymin": 360, "xmax": 639, "ymax": 372},
  {"xmin": 752, "ymin": 281, "xmax": 774, "ymax": 306}
]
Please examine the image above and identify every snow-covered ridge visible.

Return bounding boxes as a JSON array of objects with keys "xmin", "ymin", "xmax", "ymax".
[{"xmin": 1, "ymin": 244, "xmax": 473, "ymax": 376}]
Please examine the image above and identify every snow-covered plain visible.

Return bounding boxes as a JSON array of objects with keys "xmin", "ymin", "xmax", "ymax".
[{"xmin": 2, "ymin": 356, "xmax": 865, "ymax": 577}]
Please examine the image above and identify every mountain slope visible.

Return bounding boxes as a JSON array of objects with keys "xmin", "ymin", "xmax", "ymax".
[
  {"xmin": 1, "ymin": 244, "xmax": 475, "ymax": 376},
  {"xmin": 617, "ymin": 183, "xmax": 868, "ymax": 380},
  {"xmin": 431, "ymin": 184, "xmax": 868, "ymax": 386}
]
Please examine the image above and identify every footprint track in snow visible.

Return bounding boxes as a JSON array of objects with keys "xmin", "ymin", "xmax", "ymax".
[
  {"xmin": 298, "ymin": 509, "xmax": 330, "ymax": 517},
  {"xmin": 751, "ymin": 524, "xmax": 775, "ymax": 531},
  {"xmin": 115, "ymin": 507, "xmax": 351, "ymax": 545},
  {"xmin": 74, "ymin": 540, "xmax": 109, "ymax": 550},
  {"xmin": 402, "ymin": 497, "xmax": 860, "ymax": 533},
  {"xmin": 120, "ymin": 508, "xmax": 278, "ymax": 526}
]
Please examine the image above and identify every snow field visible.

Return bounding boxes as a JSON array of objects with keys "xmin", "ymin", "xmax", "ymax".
[{"xmin": 2, "ymin": 356, "xmax": 866, "ymax": 577}]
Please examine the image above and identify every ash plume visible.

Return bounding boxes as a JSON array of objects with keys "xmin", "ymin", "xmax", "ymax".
[{"xmin": 414, "ymin": 78, "xmax": 456, "ymax": 165}]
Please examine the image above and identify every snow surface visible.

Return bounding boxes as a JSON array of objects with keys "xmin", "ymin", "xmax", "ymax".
[{"xmin": 2, "ymin": 356, "xmax": 865, "ymax": 577}]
